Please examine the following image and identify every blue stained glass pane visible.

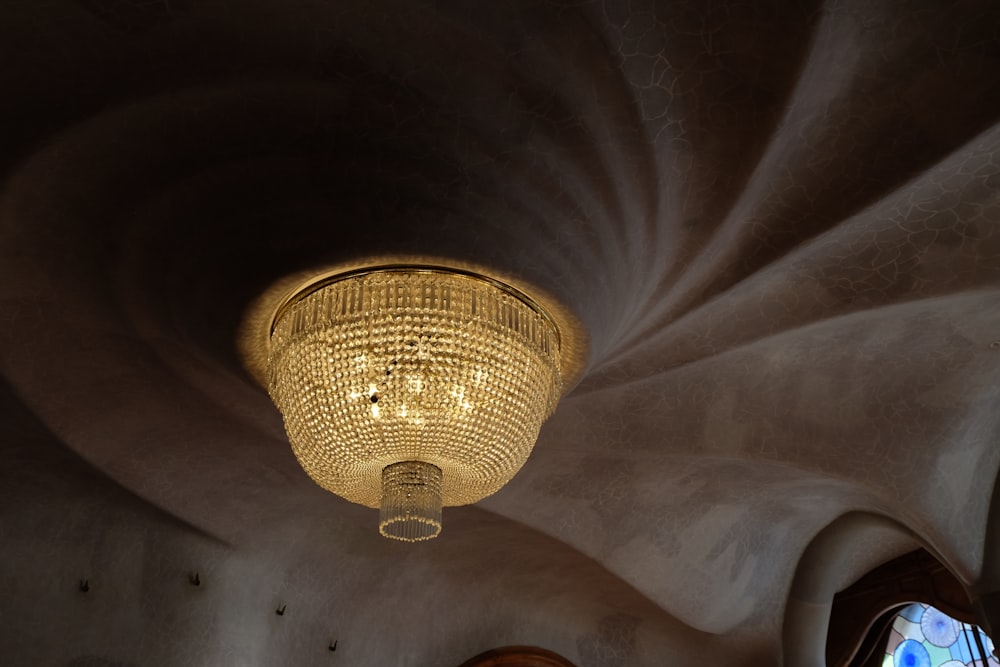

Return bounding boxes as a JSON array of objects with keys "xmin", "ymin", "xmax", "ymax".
[
  {"xmin": 950, "ymin": 637, "xmax": 968, "ymax": 663},
  {"xmin": 950, "ymin": 628, "xmax": 991, "ymax": 663},
  {"xmin": 894, "ymin": 639, "xmax": 931, "ymax": 667},
  {"xmin": 922, "ymin": 607, "xmax": 960, "ymax": 647},
  {"xmin": 900, "ymin": 604, "xmax": 927, "ymax": 623}
]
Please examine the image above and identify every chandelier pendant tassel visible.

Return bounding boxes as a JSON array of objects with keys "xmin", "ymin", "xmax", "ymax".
[{"xmin": 379, "ymin": 461, "xmax": 443, "ymax": 541}]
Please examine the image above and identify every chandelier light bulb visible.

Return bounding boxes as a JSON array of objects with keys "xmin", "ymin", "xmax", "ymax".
[{"xmin": 265, "ymin": 266, "xmax": 566, "ymax": 541}]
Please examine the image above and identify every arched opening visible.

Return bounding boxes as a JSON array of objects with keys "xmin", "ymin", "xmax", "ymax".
[
  {"xmin": 878, "ymin": 603, "xmax": 996, "ymax": 667},
  {"xmin": 829, "ymin": 549, "xmax": 990, "ymax": 666}
]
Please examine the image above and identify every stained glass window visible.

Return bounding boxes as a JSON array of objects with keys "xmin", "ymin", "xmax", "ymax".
[{"xmin": 883, "ymin": 603, "xmax": 998, "ymax": 667}]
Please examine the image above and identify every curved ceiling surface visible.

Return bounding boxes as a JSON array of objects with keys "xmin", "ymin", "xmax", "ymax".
[{"xmin": 1, "ymin": 1, "xmax": 999, "ymax": 665}]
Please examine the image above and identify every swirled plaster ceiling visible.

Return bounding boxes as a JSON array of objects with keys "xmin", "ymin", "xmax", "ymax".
[{"xmin": 1, "ymin": 1, "xmax": 999, "ymax": 665}]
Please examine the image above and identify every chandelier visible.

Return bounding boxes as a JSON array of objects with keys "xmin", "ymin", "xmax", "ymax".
[{"xmin": 260, "ymin": 265, "xmax": 571, "ymax": 541}]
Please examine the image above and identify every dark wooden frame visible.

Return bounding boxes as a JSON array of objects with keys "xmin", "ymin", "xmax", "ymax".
[{"xmin": 457, "ymin": 646, "xmax": 578, "ymax": 667}]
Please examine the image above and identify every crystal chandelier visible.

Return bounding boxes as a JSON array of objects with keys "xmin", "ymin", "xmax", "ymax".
[{"xmin": 263, "ymin": 266, "xmax": 568, "ymax": 541}]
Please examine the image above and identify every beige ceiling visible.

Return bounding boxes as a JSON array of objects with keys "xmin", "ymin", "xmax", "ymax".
[{"xmin": 1, "ymin": 1, "xmax": 999, "ymax": 665}]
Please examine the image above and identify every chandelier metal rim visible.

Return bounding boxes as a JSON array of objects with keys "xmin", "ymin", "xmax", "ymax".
[{"xmin": 240, "ymin": 256, "xmax": 588, "ymax": 395}]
